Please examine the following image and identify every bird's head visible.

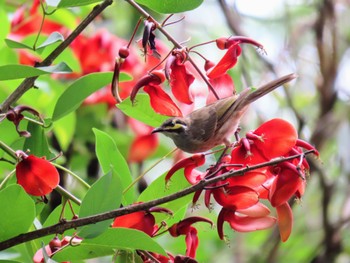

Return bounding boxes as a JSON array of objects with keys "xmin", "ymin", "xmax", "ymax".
[{"xmin": 152, "ymin": 118, "xmax": 188, "ymax": 138}]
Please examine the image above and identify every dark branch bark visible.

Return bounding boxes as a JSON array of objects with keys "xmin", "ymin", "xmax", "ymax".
[{"xmin": 0, "ymin": 150, "xmax": 315, "ymax": 251}]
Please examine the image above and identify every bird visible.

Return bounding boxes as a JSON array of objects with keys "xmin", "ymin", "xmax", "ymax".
[{"xmin": 152, "ymin": 73, "xmax": 297, "ymax": 153}]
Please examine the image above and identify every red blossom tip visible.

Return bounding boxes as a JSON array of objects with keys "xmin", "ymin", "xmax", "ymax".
[
  {"xmin": 296, "ymin": 139, "xmax": 320, "ymax": 157},
  {"xmin": 130, "ymin": 71, "xmax": 165, "ymax": 103},
  {"xmin": 16, "ymin": 155, "xmax": 60, "ymax": 196}
]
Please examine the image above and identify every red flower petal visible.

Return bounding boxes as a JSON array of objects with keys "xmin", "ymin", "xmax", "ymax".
[
  {"xmin": 130, "ymin": 71, "xmax": 165, "ymax": 103},
  {"xmin": 236, "ymin": 202, "xmax": 271, "ymax": 217},
  {"xmin": 185, "ymin": 227, "xmax": 198, "ymax": 258},
  {"xmin": 227, "ymin": 168, "xmax": 267, "ymax": 188},
  {"xmin": 276, "ymin": 202, "xmax": 293, "ymax": 242},
  {"xmin": 16, "ymin": 155, "xmax": 59, "ymax": 196},
  {"xmin": 206, "ymin": 44, "xmax": 242, "ymax": 79},
  {"xmin": 269, "ymin": 165, "xmax": 303, "ymax": 207},
  {"xmin": 213, "ymin": 185, "xmax": 259, "ymax": 210},
  {"xmin": 112, "ymin": 211, "xmax": 155, "ymax": 236},
  {"xmin": 206, "ymin": 74, "xmax": 235, "ymax": 105},
  {"xmin": 230, "ymin": 143, "xmax": 267, "ymax": 165},
  {"xmin": 169, "ymin": 61, "xmax": 194, "ymax": 104},
  {"xmin": 253, "ymin": 118, "xmax": 298, "ymax": 160},
  {"xmin": 128, "ymin": 134, "xmax": 158, "ymax": 163},
  {"xmin": 143, "ymin": 84, "xmax": 183, "ymax": 117},
  {"xmin": 165, "ymin": 154, "xmax": 205, "ymax": 184},
  {"xmin": 225, "ymin": 210, "xmax": 276, "ymax": 232}
]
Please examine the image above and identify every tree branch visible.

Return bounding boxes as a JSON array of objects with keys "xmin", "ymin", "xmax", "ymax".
[
  {"xmin": 124, "ymin": 0, "xmax": 220, "ymax": 100},
  {"xmin": 0, "ymin": 0, "xmax": 114, "ymax": 113},
  {"xmin": 0, "ymin": 150, "xmax": 316, "ymax": 251}
]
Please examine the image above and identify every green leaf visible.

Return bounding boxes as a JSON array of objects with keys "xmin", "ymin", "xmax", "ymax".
[
  {"xmin": 52, "ymin": 244, "xmax": 114, "ymax": 262},
  {"xmin": 52, "ymin": 113, "xmax": 76, "ymax": 151},
  {"xmin": 57, "ymin": 0, "xmax": 103, "ymax": 8},
  {"xmin": 93, "ymin": 129, "xmax": 134, "ymax": 205},
  {"xmin": 23, "ymin": 122, "xmax": 52, "ymax": 158},
  {"xmin": 53, "ymin": 228, "xmax": 167, "ymax": 261},
  {"xmin": 4, "ymin": 38, "xmax": 33, "ymax": 50},
  {"xmin": 52, "ymin": 72, "xmax": 130, "ymax": 121},
  {"xmin": 36, "ymin": 32, "xmax": 64, "ymax": 50},
  {"xmin": 88, "ymin": 228, "xmax": 167, "ymax": 254},
  {"xmin": 78, "ymin": 171, "xmax": 122, "ymax": 238},
  {"xmin": 0, "ymin": 185, "xmax": 35, "ymax": 242},
  {"xmin": 0, "ymin": 63, "xmax": 72, "ymax": 81},
  {"xmin": 135, "ymin": 0, "xmax": 203, "ymax": 13},
  {"xmin": 117, "ymin": 94, "xmax": 169, "ymax": 127}
]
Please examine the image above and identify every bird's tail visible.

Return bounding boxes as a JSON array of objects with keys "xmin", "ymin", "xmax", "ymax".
[{"xmin": 235, "ymin": 73, "xmax": 297, "ymax": 111}]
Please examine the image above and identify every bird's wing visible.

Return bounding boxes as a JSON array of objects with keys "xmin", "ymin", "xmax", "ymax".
[
  {"xmin": 188, "ymin": 105, "xmax": 218, "ymax": 142},
  {"xmin": 214, "ymin": 92, "xmax": 248, "ymax": 132}
]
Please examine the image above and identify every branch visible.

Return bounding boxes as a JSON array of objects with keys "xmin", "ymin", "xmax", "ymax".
[
  {"xmin": 124, "ymin": 0, "xmax": 220, "ymax": 100},
  {"xmin": 0, "ymin": 150, "xmax": 316, "ymax": 250},
  {"xmin": 0, "ymin": 0, "xmax": 113, "ymax": 113}
]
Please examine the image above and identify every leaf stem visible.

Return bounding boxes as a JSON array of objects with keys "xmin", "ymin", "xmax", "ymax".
[
  {"xmin": 55, "ymin": 185, "xmax": 81, "ymax": 206},
  {"xmin": 52, "ymin": 163, "xmax": 90, "ymax": 189},
  {"xmin": 123, "ymin": 147, "xmax": 178, "ymax": 194}
]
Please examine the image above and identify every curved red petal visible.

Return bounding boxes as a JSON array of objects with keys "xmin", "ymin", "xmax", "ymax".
[
  {"xmin": 227, "ymin": 168, "xmax": 267, "ymax": 188},
  {"xmin": 130, "ymin": 74, "xmax": 163, "ymax": 103},
  {"xmin": 128, "ymin": 134, "xmax": 158, "ymax": 163},
  {"xmin": 236, "ymin": 202, "xmax": 271, "ymax": 217},
  {"xmin": 169, "ymin": 62, "xmax": 194, "ymax": 104},
  {"xmin": 143, "ymin": 85, "xmax": 183, "ymax": 117},
  {"xmin": 276, "ymin": 202, "xmax": 293, "ymax": 242},
  {"xmin": 253, "ymin": 118, "xmax": 298, "ymax": 160},
  {"xmin": 213, "ymin": 185, "xmax": 259, "ymax": 210},
  {"xmin": 16, "ymin": 155, "xmax": 59, "ymax": 196},
  {"xmin": 207, "ymin": 44, "xmax": 242, "ymax": 79},
  {"xmin": 225, "ymin": 211, "xmax": 276, "ymax": 232},
  {"xmin": 269, "ymin": 167, "xmax": 302, "ymax": 207},
  {"xmin": 206, "ymin": 74, "xmax": 235, "ymax": 104},
  {"xmin": 165, "ymin": 154, "xmax": 205, "ymax": 184},
  {"xmin": 112, "ymin": 211, "xmax": 155, "ymax": 236},
  {"xmin": 185, "ymin": 227, "xmax": 198, "ymax": 258}
]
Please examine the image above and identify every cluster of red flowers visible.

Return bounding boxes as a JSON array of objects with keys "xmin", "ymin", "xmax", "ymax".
[
  {"xmin": 166, "ymin": 118, "xmax": 319, "ymax": 242},
  {"xmin": 112, "ymin": 204, "xmax": 212, "ymax": 262},
  {"xmin": 7, "ymin": 2, "xmax": 319, "ymax": 262}
]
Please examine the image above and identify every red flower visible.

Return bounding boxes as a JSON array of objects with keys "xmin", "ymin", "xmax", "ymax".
[
  {"xmin": 112, "ymin": 211, "xmax": 156, "ymax": 236},
  {"xmin": 130, "ymin": 71, "xmax": 183, "ymax": 117},
  {"xmin": 165, "ymin": 154, "xmax": 206, "ymax": 185},
  {"xmin": 168, "ymin": 217, "xmax": 213, "ymax": 259},
  {"xmin": 143, "ymin": 84, "xmax": 183, "ymax": 117},
  {"xmin": 206, "ymin": 44, "xmax": 241, "ymax": 79},
  {"xmin": 213, "ymin": 185, "xmax": 259, "ymax": 211},
  {"xmin": 206, "ymin": 73, "xmax": 235, "ymax": 105},
  {"xmin": 217, "ymin": 204, "xmax": 276, "ymax": 239},
  {"xmin": 16, "ymin": 155, "xmax": 59, "ymax": 196},
  {"xmin": 207, "ymin": 36, "xmax": 264, "ymax": 79},
  {"xmin": 276, "ymin": 202, "xmax": 293, "ymax": 242},
  {"xmin": 165, "ymin": 50, "xmax": 195, "ymax": 104},
  {"xmin": 112, "ymin": 204, "xmax": 172, "ymax": 236}
]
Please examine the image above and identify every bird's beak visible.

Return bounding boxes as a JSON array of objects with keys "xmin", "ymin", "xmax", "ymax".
[{"xmin": 151, "ymin": 127, "xmax": 162, "ymax": 134}]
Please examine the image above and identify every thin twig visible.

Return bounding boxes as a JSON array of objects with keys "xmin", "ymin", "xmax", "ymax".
[{"xmin": 124, "ymin": 0, "xmax": 220, "ymax": 100}]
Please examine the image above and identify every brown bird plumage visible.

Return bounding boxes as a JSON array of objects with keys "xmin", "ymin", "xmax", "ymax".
[{"xmin": 152, "ymin": 73, "xmax": 297, "ymax": 153}]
